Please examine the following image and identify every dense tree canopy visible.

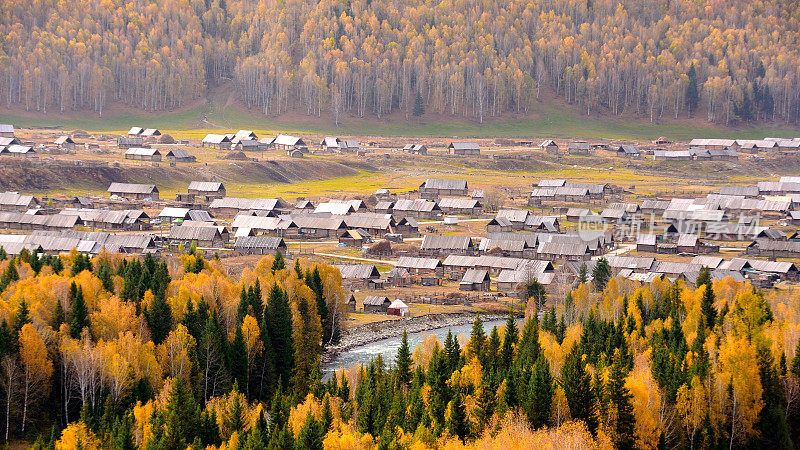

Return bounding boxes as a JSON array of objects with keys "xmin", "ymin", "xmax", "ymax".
[{"xmin": 2, "ymin": 0, "xmax": 800, "ymax": 124}]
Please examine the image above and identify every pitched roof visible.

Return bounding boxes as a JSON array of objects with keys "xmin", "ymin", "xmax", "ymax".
[
  {"xmin": 396, "ymin": 256, "xmax": 441, "ymax": 270},
  {"xmin": 421, "ymin": 178, "xmax": 468, "ymax": 191},
  {"xmin": 335, "ymin": 264, "xmax": 380, "ymax": 279},
  {"xmin": 460, "ymin": 269, "xmax": 489, "ymax": 284},
  {"xmin": 233, "ymin": 236, "xmax": 285, "ymax": 250},
  {"xmin": 107, "ymin": 183, "xmax": 157, "ymax": 195},
  {"xmin": 420, "ymin": 235, "xmax": 473, "ymax": 251},
  {"xmin": 189, "ymin": 181, "xmax": 224, "ymax": 192}
]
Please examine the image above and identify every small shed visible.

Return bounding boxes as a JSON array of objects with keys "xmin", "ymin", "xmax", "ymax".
[
  {"xmin": 165, "ymin": 149, "xmax": 196, "ymax": 162},
  {"xmin": 0, "ymin": 124, "xmax": 14, "ymax": 137},
  {"xmin": 387, "ymin": 299, "xmax": 409, "ymax": 317},
  {"xmin": 125, "ymin": 147, "xmax": 162, "ymax": 162},
  {"xmin": 202, "ymin": 134, "xmax": 232, "ymax": 150}
]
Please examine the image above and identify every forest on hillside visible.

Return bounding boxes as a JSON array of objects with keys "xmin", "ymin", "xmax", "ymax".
[
  {"xmin": 2, "ymin": 247, "xmax": 800, "ymax": 448},
  {"xmin": 1, "ymin": 0, "xmax": 800, "ymax": 125}
]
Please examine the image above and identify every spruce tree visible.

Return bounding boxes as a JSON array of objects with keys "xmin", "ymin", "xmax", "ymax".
[
  {"xmin": 98, "ymin": 260, "xmax": 115, "ymax": 293},
  {"xmin": 577, "ymin": 262, "xmax": 588, "ymax": 284},
  {"xmin": 468, "ymin": 315, "xmax": 486, "ymax": 358},
  {"xmin": 561, "ymin": 345, "xmax": 597, "ymax": 432},
  {"xmin": 608, "ymin": 352, "xmax": 636, "ymax": 449},
  {"xmin": 69, "ymin": 283, "xmax": 89, "ymax": 338},
  {"xmin": 266, "ymin": 283, "xmax": 294, "ymax": 389},
  {"xmin": 686, "ymin": 62, "xmax": 699, "ymax": 115},
  {"xmin": 412, "ymin": 91, "xmax": 425, "ymax": 117},
  {"xmin": 164, "ymin": 377, "xmax": 201, "ymax": 448},
  {"xmin": 229, "ymin": 326, "xmax": 248, "ymax": 393},
  {"xmin": 272, "ymin": 250, "xmax": 285, "ymax": 271},
  {"xmin": 525, "ymin": 355, "xmax": 553, "ymax": 429},
  {"xmin": 145, "ymin": 291, "xmax": 172, "ymax": 345},
  {"xmin": 447, "ymin": 390, "xmax": 469, "ymax": 443},
  {"xmin": 700, "ymin": 281, "xmax": 717, "ymax": 328},
  {"xmin": 501, "ymin": 311, "xmax": 518, "ymax": 373},
  {"xmin": 592, "ymin": 257, "xmax": 612, "ymax": 292},
  {"xmin": 395, "ymin": 330, "xmax": 412, "ymax": 388}
]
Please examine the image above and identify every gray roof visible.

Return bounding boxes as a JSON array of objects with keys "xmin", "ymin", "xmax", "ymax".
[
  {"xmin": 420, "ymin": 235, "xmax": 473, "ymax": 251},
  {"xmin": 421, "ymin": 178, "xmax": 468, "ymax": 191},
  {"xmin": 233, "ymin": 236, "xmax": 286, "ymax": 250},
  {"xmin": 125, "ymin": 147, "xmax": 160, "ymax": 156},
  {"xmin": 168, "ymin": 225, "xmax": 221, "ymax": 241},
  {"xmin": 438, "ymin": 198, "xmax": 481, "ymax": 209},
  {"xmin": 189, "ymin": 181, "xmax": 225, "ymax": 192},
  {"xmin": 0, "ymin": 124, "xmax": 14, "ymax": 134},
  {"xmin": 393, "ymin": 199, "xmax": 439, "ymax": 213},
  {"xmin": 460, "ymin": 269, "xmax": 489, "ymax": 284},
  {"xmin": 275, "ymin": 134, "xmax": 305, "ymax": 146},
  {"xmin": 397, "ymin": 256, "xmax": 441, "ymax": 270},
  {"xmin": 448, "ymin": 142, "xmax": 480, "ymax": 151},
  {"xmin": 202, "ymin": 134, "xmax": 231, "ymax": 144},
  {"xmin": 107, "ymin": 183, "xmax": 158, "ymax": 195},
  {"xmin": 210, "ymin": 197, "xmax": 286, "ymax": 212},
  {"xmin": 0, "ymin": 192, "xmax": 36, "ymax": 207},
  {"xmin": 363, "ymin": 296, "xmax": 391, "ymax": 306},
  {"xmin": 335, "ymin": 264, "xmax": 380, "ymax": 279}
]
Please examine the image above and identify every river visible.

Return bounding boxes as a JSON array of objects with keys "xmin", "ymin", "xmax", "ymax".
[{"xmin": 323, "ymin": 318, "xmax": 515, "ymax": 375}]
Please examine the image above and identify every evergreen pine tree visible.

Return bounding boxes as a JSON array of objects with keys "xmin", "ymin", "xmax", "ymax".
[
  {"xmin": 145, "ymin": 291, "xmax": 172, "ymax": 345},
  {"xmin": 69, "ymin": 283, "xmax": 89, "ymax": 338},
  {"xmin": 700, "ymin": 281, "xmax": 717, "ymax": 328},
  {"xmin": 561, "ymin": 345, "xmax": 597, "ymax": 432},
  {"xmin": 98, "ymin": 260, "xmax": 114, "ymax": 293},
  {"xmin": 229, "ymin": 326, "xmax": 249, "ymax": 392},
  {"xmin": 525, "ymin": 355, "xmax": 553, "ymax": 429},
  {"xmin": 412, "ymin": 90, "xmax": 425, "ymax": 117},
  {"xmin": 608, "ymin": 351, "xmax": 636, "ymax": 449},
  {"xmin": 294, "ymin": 259, "xmax": 303, "ymax": 279},
  {"xmin": 265, "ymin": 284, "xmax": 294, "ymax": 389},
  {"xmin": 500, "ymin": 310, "xmax": 518, "ymax": 373},
  {"xmin": 395, "ymin": 330, "xmax": 412, "ymax": 388},
  {"xmin": 468, "ymin": 315, "xmax": 486, "ymax": 358},
  {"xmin": 686, "ymin": 62, "xmax": 700, "ymax": 115},
  {"xmin": 272, "ymin": 250, "xmax": 285, "ymax": 271},
  {"xmin": 447, "ymin": 389, "xmax": 469, "ymax": 443},
  {"xmin": 592, "ymin": 257, "xmax": 612, "ymax": 292},
  {"xmin": 577, "ymin": 262, "xmax": 588, "ymax": 284}
]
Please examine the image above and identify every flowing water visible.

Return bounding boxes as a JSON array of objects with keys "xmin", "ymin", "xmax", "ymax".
[{"xmin": 323, "ymin": 318, "xmax": 517, "ymax": 375}]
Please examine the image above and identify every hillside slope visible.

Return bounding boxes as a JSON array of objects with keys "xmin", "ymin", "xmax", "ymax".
[{"xmin": 2, "ymin": 0, "xmax": 800, "ymax": 128}]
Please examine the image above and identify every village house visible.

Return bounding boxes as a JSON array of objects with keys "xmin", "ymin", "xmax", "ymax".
[
  {"xmin": 402, "ymin": 144, "xmax": 428, "ymax": 155},
  {"xmin": 568, "ymin": 141, "xmax": 590, "ymax": 155},
  {"xmin": 335, "ymin": 264, "xmax": 383, "ymax": 290},
  {"xmin": 447, "ymin": 141, "xmax": 480, "ymax": 156},
  {"xmin": 395, "ymin": 256, "xmax": 443, "ymax": 284},
  {"xmin": 616, "ymin": 145, "xmax": 641, "ymax": 158},
  {"xmin": 209, "ymin": 197, "xmax": 289, "ymax": 217},
  {"xmin": 258, "ymin": 136, "xmax": 276, "ymax": 149},
  {"xmin": 419, "ymin": 178, "xmax": 469, "ymax": 199},
  {"xmin": 55, "ymin": 135, "xmax": 76, "ymax": 149},
  {"xmin": 654, "ymin": 150, "xmax": 692, "ymax": 161},
  {"xmin": 3, "ymin": 144, "xmax": 35, "ymax": 157},
  {"xmin": 291, "ymin": 216, "xmax": 347, "ymax": 239},
  {"xmin": 58, "ymin": 209, "xmax": 150, "ymax": 231},
  {"xmin": 167, "ymin": 225, "xmax": 226, "ymax": 248},
  {"xmin": 107, "ymin": 183, "xmax": 159, "ymax": 201},
  {"xmin": 689, "ymin": 139, "xmax": 736, "ymax": 150},
  {"xmin": 117, "ymin": 136, "xmax": 144, "ymax": 149},
  {"xmin": 124, "ymin": 147, "xmax": 161, "ymax": 162},
  {"xmin": 274, "ymin": 134, "xmax": 307, "ymax": 152},
  {"xmin": 746, "ymin": 239, "xmax": 800, "ymax": 259},
  {"xmin": 0, "ymin": 124, "xmax": 14, "ymax": 137},
  {"xmin": 386, "ymin": 267, "xmax": 412, "ymax": 287},
  {"xmin": 437, "ymin": 197, "xmax": 483, "ymax": 216},
  {"xmin": 485, "ymin": 217, "xmax": 513, "ymax": 233},
  {"xmin": 420, "ymin": 234, "xmax": 475, "ymax": 257},
  {"xmin": 540, "ymin": 139, "xmax": 559, "ymax": 155},
  {"xmin": 391, "ymin": 199, "xmax": 441, "ymax": 219},
  {"xmin": 0, "ymin": 192, "xmax": 38, "ymax": 212},
  {"xmin": 394, "ymin": 217, "xmax": 419, "ymax": 236},
  {"xmin": 459, "ymin": 269, "xmax": 491, "ymax": 291},
  {"xmin": 188, "ymin": 181, "xmax": 226, "ymax": 201},
  {"xmin": 202, "ymin": 134, "xmax": 232, "ymax": 150},
  {"xmin": 343, "ymin": 213, "xmax": 394, "ymax": 237},
  {"xmin": 478, "ymin": 238, "xmax": 531, "ymax": 258},
  {"xmin": 165, "ymin": 149, "xmax": 196, "ymax": 162},
  {"xmin": 232, "ymin": 235, "xmax": 287, "ymax": 255},
  {"xmin": 362, "ymin": 296, "xmax": 392, "ymax": 313},
  {"xmin": 127, "ymin": 127, "xmax": 143, "ymax": 136}
]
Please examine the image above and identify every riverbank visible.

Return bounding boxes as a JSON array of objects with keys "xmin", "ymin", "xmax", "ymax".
[{"xmin": 322, "ymin": 312, "xmax": 512, "ymax": 363}]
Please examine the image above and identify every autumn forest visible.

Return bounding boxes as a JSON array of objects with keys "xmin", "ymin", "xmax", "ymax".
[{"xmin": 2, "ymin": 0, "xmax": 800, "ymax": 125}]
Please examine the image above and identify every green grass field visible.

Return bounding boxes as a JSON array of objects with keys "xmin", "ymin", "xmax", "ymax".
[{"xmin": 3, "ymin": 98, "xmax": 800, "ymax": 141}]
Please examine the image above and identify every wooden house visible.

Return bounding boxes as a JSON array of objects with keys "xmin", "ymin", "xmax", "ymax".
[
  {"xmin": 202, "ymin": 134, "xmax": 232, "ymax": 150},
  {"xmin": 124, "ymin": 147, "xmax": 161, "ymax": 162},
  {"xmin": 447, "ymin": 141, "xmax": 480, "ymax": 156},
  {"xmin": 55, "ymin": 135, "xmax": 76, "ymax": 149},
  {"xmin": 107, "ymin": 183, "xmax": 159, "ymax": 201},
  {"xmin": 363, "ymin": 296, "xmax": 392, "ymax": 313}
]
